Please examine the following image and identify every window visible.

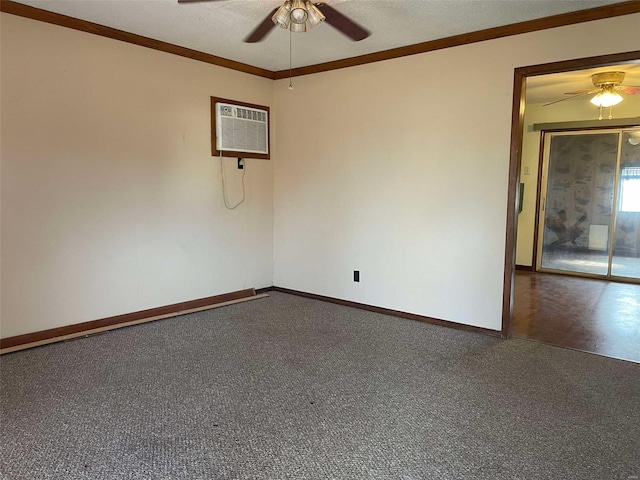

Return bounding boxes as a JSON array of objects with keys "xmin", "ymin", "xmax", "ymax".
[{"xmin": 619, "ymin": 167, "xmax": 640, "ymax": 213}]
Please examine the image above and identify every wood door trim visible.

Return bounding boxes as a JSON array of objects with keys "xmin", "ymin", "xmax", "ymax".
[{"xmin": 502, "ymin": 68, "xmax": 526, "ymax": 338}]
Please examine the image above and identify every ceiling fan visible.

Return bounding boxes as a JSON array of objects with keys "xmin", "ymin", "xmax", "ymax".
[
  {"xmin": 177, "ymin": 0, "xmax": 371, "ymax": 43},
  {"xmin": 544, "ymin": 71, "xmax": 640, "ymax": 120}
]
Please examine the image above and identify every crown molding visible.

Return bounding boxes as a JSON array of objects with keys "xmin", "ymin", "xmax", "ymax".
[
  {"xmin": 0, "ymin": 0, "xmax": 275, "ymax": 79},
  {"xmin": 273, "ymin": 1, "xmax": 640, "ymax": 79},
  {"xmin": 1, "ymin": 0, "xmax": 638, "ymax": 80}
]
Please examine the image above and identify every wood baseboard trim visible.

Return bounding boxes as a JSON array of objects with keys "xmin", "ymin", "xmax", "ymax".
[
  {"xmin": 255, "ymin": 286, "xmax": 274, "ymax": 294},
  {"xmin": 516, "ymin": 265, "xmax": 535, "ymax": 272},
  {"xmin": 272, "ymin": 287, "xmax": 501, "ymax": 338},
  {"xmin": 1, "ymin": 288, "xmax": 267, "ymax": 354}
]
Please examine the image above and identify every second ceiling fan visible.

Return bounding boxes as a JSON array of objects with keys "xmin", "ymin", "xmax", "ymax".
[
  {"xmin": 178, "ymin": 0, "xmax": 371, "ymax": 43},
  {"xmin": 544, "ymin": 71, "xmax": 640, "ymax": 120}
]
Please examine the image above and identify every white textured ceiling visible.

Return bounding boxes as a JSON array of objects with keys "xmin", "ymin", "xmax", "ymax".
[{"xmin": 12, "ymin": 0, "xmax": 627, "ymax": 73}]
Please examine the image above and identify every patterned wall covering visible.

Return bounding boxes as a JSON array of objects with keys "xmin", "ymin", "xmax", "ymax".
[
  {"xmin": 543, "ymin": 132, "xmax": 618, "ymax": 250},
  {"xmin": 543, "ymin": 130, "xmax": 640, "ymax": 257}
]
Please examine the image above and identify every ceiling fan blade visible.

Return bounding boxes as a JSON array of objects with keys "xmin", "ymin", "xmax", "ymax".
[
  {"xmin": 244, "ymin": 7, "xmax": 279, "ymax": 43},
  {"xmin": 564, "ymin": 88, "xmax": 600, "ymax": 95},
  {"xmin": 617, "ymin": 85, "xmax": 640, "ymax": 95},
  {"xmin": 177, "ymin": 0, "xmax": 226, "ymax": 3},
  {"xmin": 316, "ymin": 3, "xmax": 370, "ymax": 41},
  {"xmin": 543, "ymin": 91, "xmax": 592, "ymax": 107}
]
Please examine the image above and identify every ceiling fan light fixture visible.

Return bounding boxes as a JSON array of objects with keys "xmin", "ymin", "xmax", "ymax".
[
  {"xmin": 272, "ymin": 1, "xmax": 292, "ymax": 29},
  {"xmin": 290, "ymin": 21, "xmax": 307, "ymax": 33},
  {"xmin": 590, "ymin": 86, "xmax": 623, "ymax": 107},
  {"xmin": 290, "ymin": 0, "xmax": 308, "ymax": 24},
  {"xmin": 305, "ymin": 1, "xmax": 325, "ymax": 27}
]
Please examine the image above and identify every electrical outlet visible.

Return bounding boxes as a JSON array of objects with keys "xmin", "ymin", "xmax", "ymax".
[
  {"xmin": 237, "ymin": 158, "xmax": 244, "ymax": 170},
  {"xmin": 524, "ymin": 166, "xmax": 530, "ymax": 175},
  {"xmin": 353, "ymin": 271, "xmax": 360, "ymax": 282}
]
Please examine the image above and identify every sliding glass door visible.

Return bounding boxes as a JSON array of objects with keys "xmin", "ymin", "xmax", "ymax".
[
  {"xmin": 611, "ymin": 130, "xmax": 640, "ymax": 280},
  {"xmin": 537, "ymin": 128, "xmax": 640, "ymax": 282}
]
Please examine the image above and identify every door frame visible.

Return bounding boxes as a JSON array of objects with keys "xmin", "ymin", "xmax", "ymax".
[{"xmin": 501, "ymin": 50, "xmax": 640, "ymax": 338}]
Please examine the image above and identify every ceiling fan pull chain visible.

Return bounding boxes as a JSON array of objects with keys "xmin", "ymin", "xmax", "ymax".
[
  {"xmin": 289, "ymin": 27, "xmax": 293, "ymax": 90},
  {"xmin": 598, "ymin": 105, "xmax": 603, "ymax": 121},
  {"xmin": 609, "ymin": 105, "xmax": 613, "ymax": 120}
]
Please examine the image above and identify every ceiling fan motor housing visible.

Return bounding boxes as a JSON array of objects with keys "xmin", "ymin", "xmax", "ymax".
[{"xmin": 592, "ymin": 71, "xmax": 625, "ymax": 87}]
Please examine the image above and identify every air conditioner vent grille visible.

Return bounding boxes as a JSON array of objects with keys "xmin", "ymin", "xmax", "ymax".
[{"xmin": 216, "ymin": 102, "xmax": 268, "ymax": 155}]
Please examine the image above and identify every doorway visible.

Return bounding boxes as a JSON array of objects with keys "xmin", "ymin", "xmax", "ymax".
[{"xmin": 502, "ymin": 51, "xmax": 640, "ymax": 361}]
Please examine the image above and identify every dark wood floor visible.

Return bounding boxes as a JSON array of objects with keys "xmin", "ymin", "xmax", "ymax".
[{"xmin": 513, "ymin": 271, "xmax": 640, "ymax": 363}]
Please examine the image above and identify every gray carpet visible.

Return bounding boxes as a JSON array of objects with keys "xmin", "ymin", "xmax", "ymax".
[{"xmin": 1, "ymin": 292, "xmax": 639, "ymax": 480}]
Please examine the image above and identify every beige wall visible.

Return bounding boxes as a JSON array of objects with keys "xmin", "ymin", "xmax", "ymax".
[
  {"xmin": 0, "ymin": 14, "xmax": 274, "ymax": 338},
  {"xmin": 516, "ymin": 98, "xmax": 640, "ymax": 266},
  {"xmin": 273, "ymin": 14, "xmax": 640, "ymax": 330},
  {"xmin": 2, "ymin": 11, "xmax": 639, "ymax": 338}
]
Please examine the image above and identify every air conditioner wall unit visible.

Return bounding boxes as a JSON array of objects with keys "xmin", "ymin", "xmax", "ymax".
[{"xmin": 215, "ymin": 102, "xmax": 269, "ymax": 155}]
